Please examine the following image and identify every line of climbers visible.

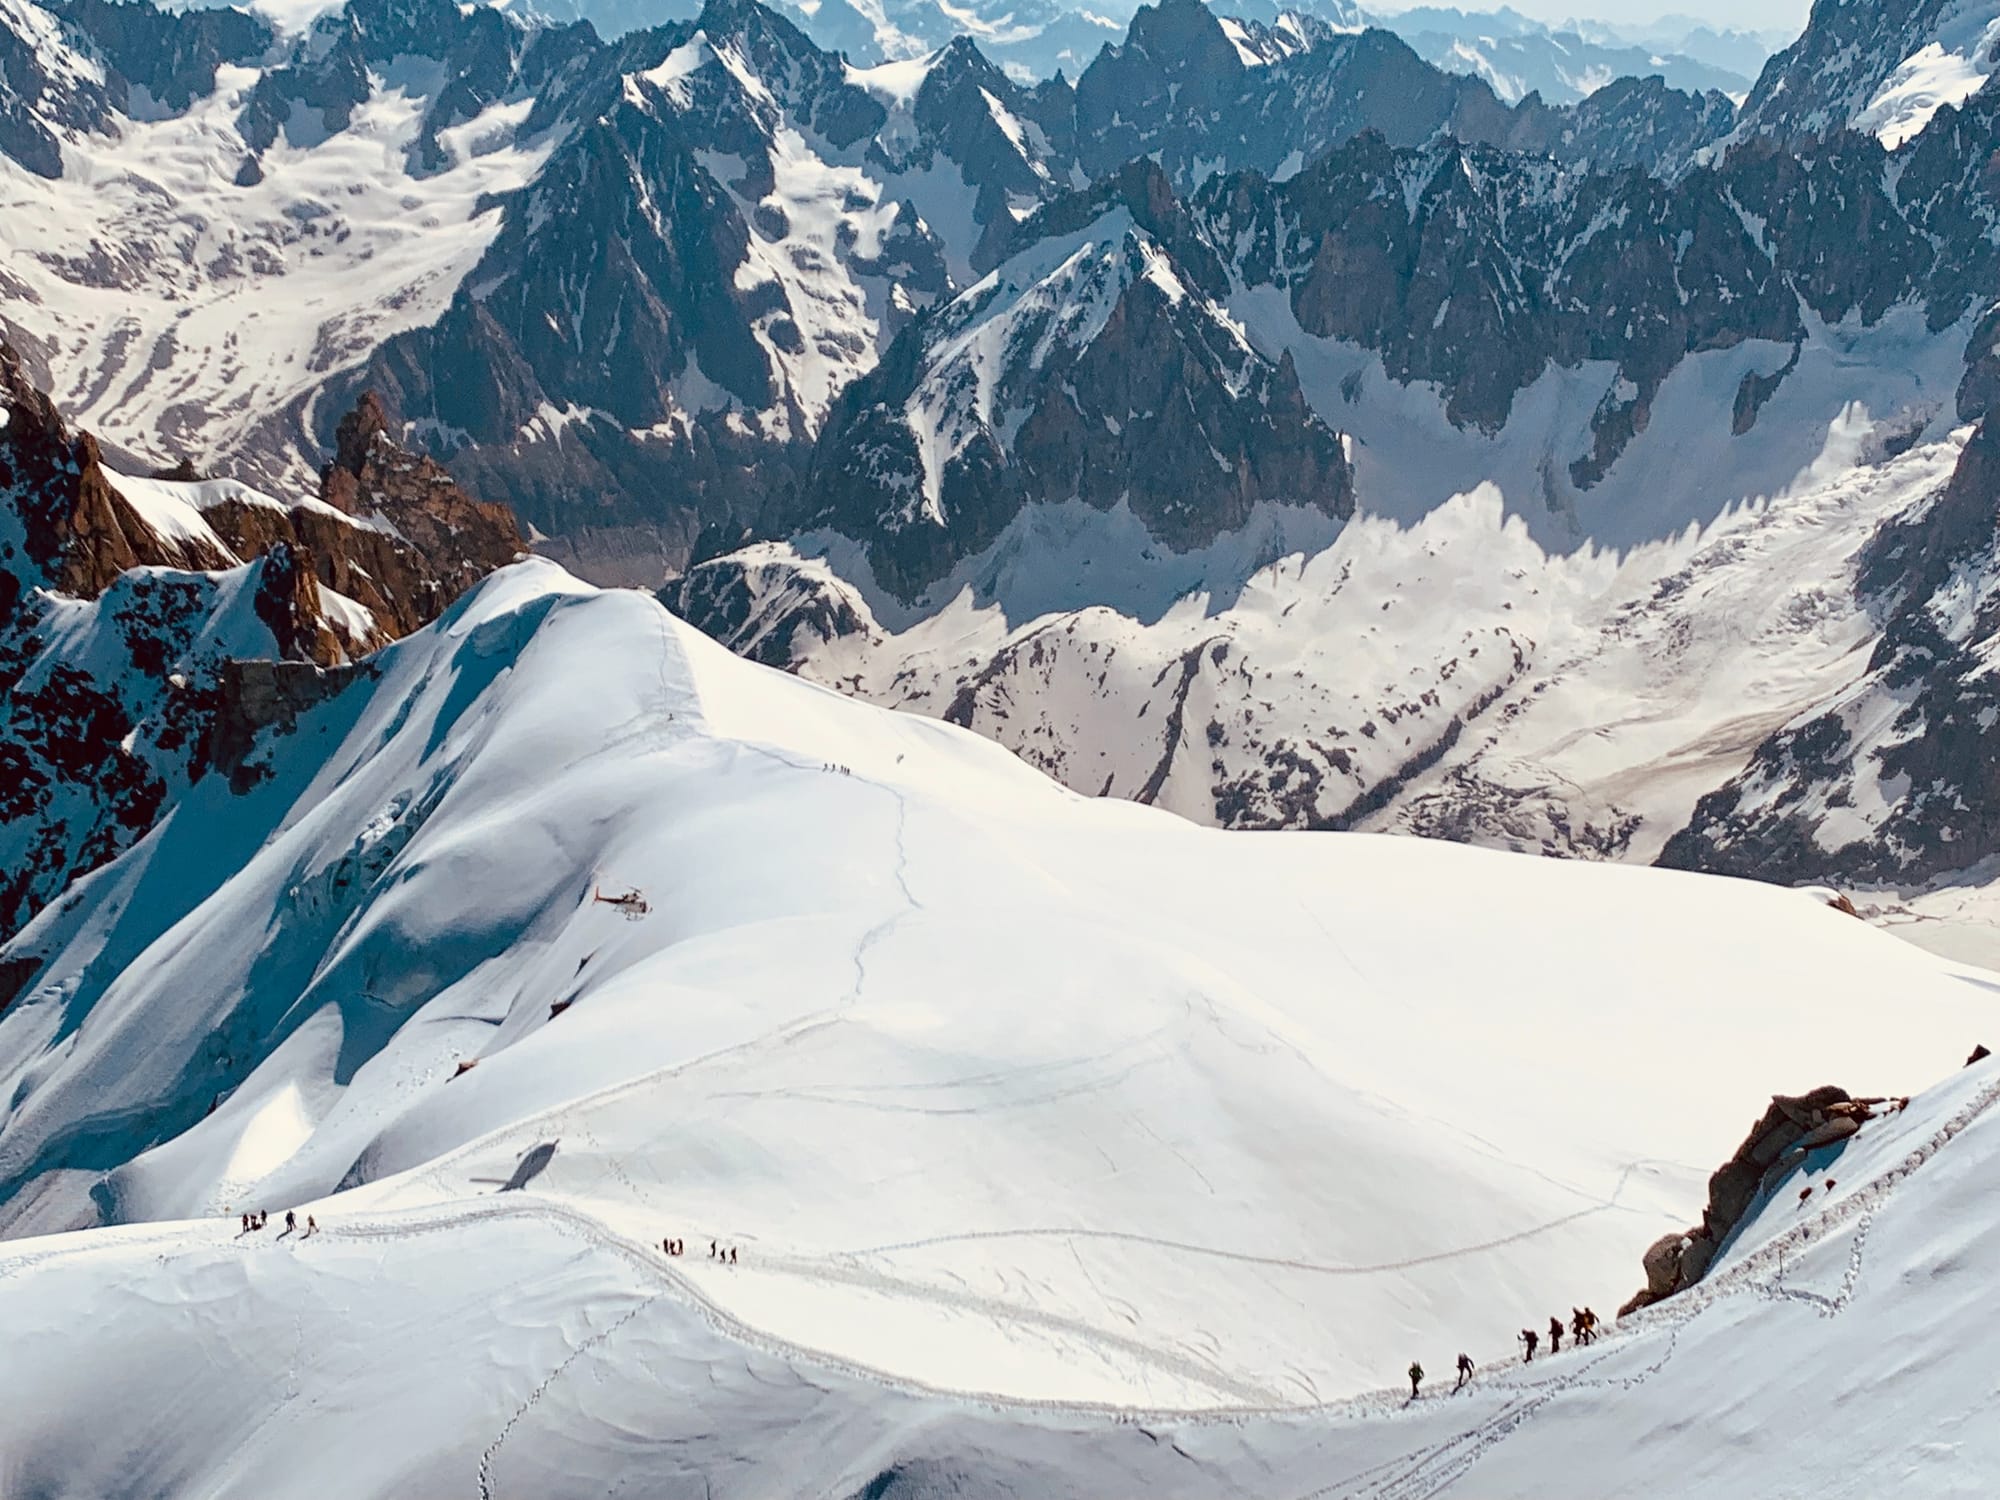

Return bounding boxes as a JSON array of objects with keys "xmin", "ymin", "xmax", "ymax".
[
  {"xmin": 661, "ymin": 1236, "xmax": 738, "ymax": 1264},
  {"xmin": 1409, "ymin": 1307, "xmax": 1601, "ymax": 1399},
  {"xmin": 235, "ymin": 1209, "xmax": 317, "ymax": 1238}
]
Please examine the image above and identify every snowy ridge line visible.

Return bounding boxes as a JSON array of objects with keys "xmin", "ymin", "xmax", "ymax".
[
  {"xmin": 824, "ymin": 1209, "xmax": 1622, "ymax": 1277},
  {"xmin": 1312, "ymin": 1324, "xmax": 1694, "ymax": 1499}
]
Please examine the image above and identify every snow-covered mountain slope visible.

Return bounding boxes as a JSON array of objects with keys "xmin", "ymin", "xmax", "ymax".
[
  {"xmin": 0, "ymin": 555, "xmax": 1995, "ymax": 1493},
  {"xmin": 0, "ymin": 0, "xmax": 126, "ymax": 178},
  {"xmin": 6, "ymin": 1055, "xmax": 2000, "ymax": 1499},
  {"xmin": 2, "ymin": 0, "xmax": 1992, "ymax": 598},
  {"xmin": 701, "ymin": 107, "xmax": 1992, "ymax": 609},
  {"xmin": 541, "ymin": 0, "xmax": 1128, "ymax": 78},
  {"xmin": 802, "ymin": 160, "xmax": 1352, "ymax": 599},
  {"xmin": 675, "ymin": 422, "xmax": 1972, "ymax": 848},
  {"xmin": 326, "ymin": 0, "xmax": 1103, "ymax": 552},
  {"xmin": 0, "ymin": 0, "xmax": 565, "ymax": 494},
  {"xmin": 1665, "ymin": 413, "xmax": 2000, "ymax": 890},
  {"xmin": 1734, "ymin": 0, "xmax": 2000, "ymax": 147}
]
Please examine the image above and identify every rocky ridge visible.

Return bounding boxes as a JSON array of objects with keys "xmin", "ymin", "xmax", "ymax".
[
  {"xmin": 802, "ymin": 159, "xmax": 1355, "ymax": 601},
  {"xmin": 0, "ymin": 344, "xmax": 524, "ymax": 944},
  {"xmin": 1625, "ymin": 1084, "xmax": 1900, "ymax": 1314}
]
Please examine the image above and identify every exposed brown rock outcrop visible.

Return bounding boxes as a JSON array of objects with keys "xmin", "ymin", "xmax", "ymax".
[
  {"xmin": 0, "ymin": 354, "xmax": 528, "ymax": 945},
  {"xmin": 0, "ymin": 343, "xmax": 235, "ymax": 607},
  {"xmin": 318, "ymin": 391, "xmax": 527, "ymax": 601},
  {"xmin": 200, "ymin": 391, "xmax": 528, "ymax": 655},
  {"xmin": 1622, "ymin": 1087, "xmax": 1894, "ymax": 1315},
  {"xmin": 4, "ymin": 345, "xmax": 526, "ymax": 663}
]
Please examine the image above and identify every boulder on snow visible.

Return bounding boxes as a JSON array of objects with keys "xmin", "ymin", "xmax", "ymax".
[
  {"xmin": 1642, "ymin": 1232, "xmax": 1687, "ymax": 1298},
  {"xmin": 1676, "ymin": 1230, "xmax": 1717, "ymax": 1286},
  {"xmin": 1796, "ymin": 1114, "xmax": 1863, "ymax": 1152}
]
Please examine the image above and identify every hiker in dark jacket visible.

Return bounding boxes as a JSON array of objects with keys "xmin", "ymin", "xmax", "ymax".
[
  {"xmin": 1519, "ymin": 1328, "xmax": 1538, "ymax": 1362},
  {"xmin": 1408, "ymin": 1361, "xmax": 1424, "ymax": 1398},
  {"xmin": 1455, "ymin": 1353, "xmax": 1474, "ymax": 1390},
  {"xmin": 1549, "ymin": 1316, "xmax": 1563, "ymax": 1354}
]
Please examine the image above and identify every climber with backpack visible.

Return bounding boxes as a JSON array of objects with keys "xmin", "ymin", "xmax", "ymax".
[
  {"xmin": 1408, "ymin": 1360, "xmax": 1424, "ymax": 1399},
  {"xmin": 1519, "ymin": 1327, "xmax": 1538, "ymax": 1362},
  {"xmin": 1455, "ymin": 1352, "xmax": 1474, "ymax": 1391}
]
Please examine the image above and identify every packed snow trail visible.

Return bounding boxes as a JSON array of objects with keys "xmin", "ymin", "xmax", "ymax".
[
  {"xmin": 4, "ymin": 1055, "xmax": 1999, "ymax": 1500},
  {"xmin": 6, "ymin": 1058, "xmax": 1995, "ymax": 1429}
]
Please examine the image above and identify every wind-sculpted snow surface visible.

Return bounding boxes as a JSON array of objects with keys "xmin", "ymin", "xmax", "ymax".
[{"xmin": 0, "ymin": 561, "xmax": 1991, "ymax": 1444}]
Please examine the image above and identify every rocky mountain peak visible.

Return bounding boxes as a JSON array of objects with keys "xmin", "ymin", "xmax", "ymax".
[
  {"xmin": 1, "ymin": 341, "xmax": 234, "ymax": 605},
  {"xmin": 326, "ymin": 389, "xmax": 395, "ymax": 492},
  {"xmin": 316, "ymin": 392, "xmax": 527, "ymax": 606},
  {"xmin": 0, "ymin": 362, "xmax": 528, "ymax": 943},
  {"xmin": 1734, "ymin": 0, "xmax": 1999, "ymax": 146},
  {"xmin": 1124, "ymin": 0, "xmax": 1244, "ymax": 82}
]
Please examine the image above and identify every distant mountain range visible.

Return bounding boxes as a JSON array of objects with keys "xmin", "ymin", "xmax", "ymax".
[
  {"xmin": 4, "ymin": 0, "xmax": 2000, "ymax": 910},
  {"xmin": 511, "ymin": 0, "xmax": 1780, "ymax": 101}
]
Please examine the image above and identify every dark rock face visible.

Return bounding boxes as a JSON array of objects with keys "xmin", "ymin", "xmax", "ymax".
[
  {"xmin": 48, "ymin": 0, "xmax": 271, "ymax": 114},
  {"xmin": 898, "ymin": 38, "xmax": 1078, "ymax": 275},
  {"xmin": 1662, "ymin": 416, "xmax": 2000, "ymax": 887},
  {"xmin": 0, "ymin": 0, "xmax": 123, "ymax": 177},
  {"xmin": 209, "ymin": 657, "xmax": 371, "ymax": 791},
  {"xmin": 1505, "ymin": 75, "xmax": 1737, "ymax": 176},
  {"xmin": 1073, "ymin": 0, "xmax": 1515, "ymax": 185},
  {"xmin": 1203, "ymin": 131, "xmax": 1801, "ymax": 435},
  {"xmin": 805, "ymin": 162, "xmax": 1355, "ymax": 602},
  {"xmin": 1732, "ymin": 0, "xmax": 1970, "ymax": 143}
]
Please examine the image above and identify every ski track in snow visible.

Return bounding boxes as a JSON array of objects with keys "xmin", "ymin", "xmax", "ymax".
[
  {"xmin": 1292, "ymin": 1067, "xmax": 2000, "ymax": 1497},
  {"xmin": 7, "ymin": 1064, "xmax": 1997, "ymax": 1476},
  {"xmin": 823, "ymin": 1210, "xmax": 1623, "ymax": 1278}
]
